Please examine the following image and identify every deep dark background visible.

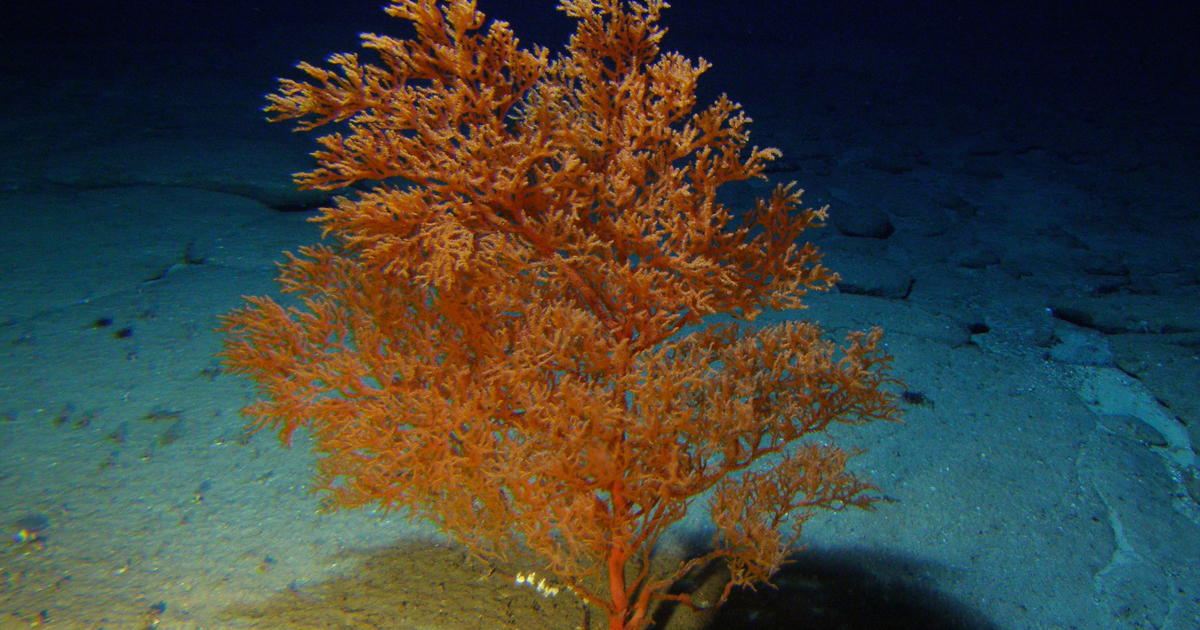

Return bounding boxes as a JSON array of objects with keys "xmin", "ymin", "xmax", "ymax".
[{"xmin": 4, "ymin": 0, "xmax": 1197, "ymax": 112}]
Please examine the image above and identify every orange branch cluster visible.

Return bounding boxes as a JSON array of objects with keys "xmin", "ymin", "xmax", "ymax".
[{"xmin": 221, "ymin": 1, "xmax": 900, "ymax": 628}]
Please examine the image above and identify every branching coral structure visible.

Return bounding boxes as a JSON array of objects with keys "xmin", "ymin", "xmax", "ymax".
[{"xmin": 220, "ymin": 1, "xmax": 901, "ymax": 628}]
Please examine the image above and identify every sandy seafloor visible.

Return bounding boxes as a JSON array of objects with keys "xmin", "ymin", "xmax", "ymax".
[{"xmin": 1, "ymin": 1, "xmax": 1198, "ymax": 629}]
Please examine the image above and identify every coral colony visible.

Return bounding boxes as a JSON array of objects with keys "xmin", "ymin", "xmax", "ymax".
[{"xmin": 220, "ymin": 1, "xmax": 899, "ymax": 628}]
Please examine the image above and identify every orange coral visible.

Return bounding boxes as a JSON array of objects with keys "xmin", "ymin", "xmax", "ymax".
[{"xmin": 220, "ymin": 1, "xmax": 900, "ymax": 628}]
